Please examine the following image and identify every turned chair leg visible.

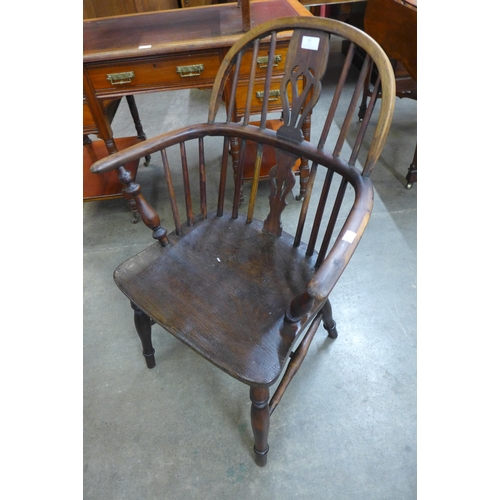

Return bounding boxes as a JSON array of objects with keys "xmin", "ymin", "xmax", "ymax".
[
  {"xmin": 321, "ymin": 299, "xmax": 338, "ymax": 339},
  {"xmin": 131, "ymin": 302, "xmax": 156, "ymax": 368},
  {"xmin": 250, "ymin": 387, "xmax": 270, "ymax": 467}
]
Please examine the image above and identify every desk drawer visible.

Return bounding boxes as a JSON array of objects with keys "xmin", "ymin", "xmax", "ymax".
[
  {"xmin": 86, "ymin": 51, "xmax": 222, "ymax": 95},
  {"xmin": 239, "ymin": 42, "xmax": 289, "ymax": 78},
  {"xmin": 235, "ymin": 78, "xmax": 302, "ymax": 118}
]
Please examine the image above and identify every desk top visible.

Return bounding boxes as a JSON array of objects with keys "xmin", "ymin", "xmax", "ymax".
[{"xmin": 83, "ymin": 0, "xmax": 311, "ymax": 64}]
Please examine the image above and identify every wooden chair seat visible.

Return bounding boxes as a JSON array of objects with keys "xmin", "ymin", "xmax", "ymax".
[{"xmin": 115, "ymin": 211, "xmax": 320, "ymax": 386}]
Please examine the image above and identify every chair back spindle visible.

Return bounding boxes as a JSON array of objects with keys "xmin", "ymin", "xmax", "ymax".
[
  {"xmin": 198, "ymin": 137, "xmax": 208, "ymax": 220},
  {"xmin": 160, "ymin": 149, "xmax": 183, "ymax": 235}
]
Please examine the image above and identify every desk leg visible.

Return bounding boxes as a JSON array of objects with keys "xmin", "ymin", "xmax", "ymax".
[
  {"xmin": 125, "ymin": 95, "xmax": 151, "ymax": 167},
  {"xmin": 84, "ymin": 70, "xmax": 141, "ymax": 223}
]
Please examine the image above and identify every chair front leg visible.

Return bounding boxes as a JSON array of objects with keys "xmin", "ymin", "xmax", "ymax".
[
  {"xmin": 131, "ymin": 302, "xmax": 156, "ymax": 368},
  {"xmin": 250, "ymin": 386, "xmax": 270, "ymax": 467},
  {"xmin": 321, "ymin": 298, "xmax": 338, "ymax": 339}
]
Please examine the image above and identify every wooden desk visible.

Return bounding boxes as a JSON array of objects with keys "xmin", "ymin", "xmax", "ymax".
[{"xmin": 83, "ymin": 0, "xmax": 311, "ymax": 157}]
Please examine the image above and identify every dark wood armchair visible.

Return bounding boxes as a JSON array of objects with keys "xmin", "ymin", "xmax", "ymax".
[{"xmin": 90, "ymin": 16, "xmax": 395, "ymax": 466}]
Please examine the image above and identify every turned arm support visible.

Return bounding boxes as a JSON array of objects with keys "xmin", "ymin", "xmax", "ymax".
[
  {"xmin": 116, "ymin": 166, "xmax": 168, "ymax": 246},
  {"xmin": 90, "ymin": 135, "xmax": 174, "ymax": 246}
]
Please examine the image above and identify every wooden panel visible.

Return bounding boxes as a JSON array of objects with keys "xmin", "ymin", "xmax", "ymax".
[
  {"xmin": 181, "ymin": 0, "xmax": 219, "ymax": 6},
  {"xmin": 83, "ymin": 137, "xmax": 141, "ymax": 200},
  {"xmin": 83, "ymin": 0, "xmax": 179, "ymax": 19},
  {"xmin": 86, "ymin": 52, "xmax": 222, "ymax": 96},
  {"xmin": 83, "ymin": 98, "xmax": 123, "ymax": 134},
  {"xmin": 83, "ymin": 99, "xmax": 97, "ymax": 134},
  {"xmin": 364, "ymin": 0, "xmax": 416, "ymax": 81},
  {"xmin": 139, "ymin": 0, "xmax": 181, "ymax": 11}
]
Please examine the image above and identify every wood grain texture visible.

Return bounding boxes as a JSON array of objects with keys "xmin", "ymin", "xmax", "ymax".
[
  {"xmin": 114, "ymin": 213, "xmax": 320, "ymax": 386},
  {"xmin": 83, "ymin": 0, "xmax": 180, "ymax": 19},
  {"xmin": 364, "ymin": 0, "xmax": 416, "ymax": 81}
]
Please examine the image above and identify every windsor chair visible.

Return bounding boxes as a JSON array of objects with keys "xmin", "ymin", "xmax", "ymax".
[{"xmin": 91, "ymin": 16, "xmax": 395, "ymax": 466}]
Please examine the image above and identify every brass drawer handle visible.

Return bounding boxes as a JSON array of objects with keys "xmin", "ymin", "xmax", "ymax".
[
  {"xmin": 106, "ymin": 71, "xmax": 135, "ymax": 85},
  {"xmin": 256, "ymin": 90, "xmax": 280, "ymax": 102},
  {"xmin": 176, "ymin": 64, "xmax": 204, "ymax": 78},
  {"xmin": 257, "ymin": 55, "xmax": 282, "ymax": 68}
]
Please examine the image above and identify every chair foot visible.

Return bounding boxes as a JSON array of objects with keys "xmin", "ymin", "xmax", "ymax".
[
  {"xmin": 250, "ymin": 387, "xmax": 270, "ymax": 467},
  {"xmin": 131, "ymin": 302, "xmax": 156, "ymax": 368},
  {"xmin": 324, "ymin": 321, "xmax": 338, "ymax": 339},
  {"xmin": 253, "ymin": 445, "xmax": 269, "ymax": 467},
  {"xmin": 321, "ymin": 299, "xmax": 338, "ymax": 339},
  {"xmin": 143, "ymin": 350, "xmax": 156, "ymax": 369}
]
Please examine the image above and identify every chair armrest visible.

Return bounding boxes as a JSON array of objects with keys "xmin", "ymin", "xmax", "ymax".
[
  {"xmin": 307, "ymin": 185, "xmax": 373, "ymax": 301},
  {"xmin": 90, "ymin": 124, "xmax": 209, "ymax": 175}
]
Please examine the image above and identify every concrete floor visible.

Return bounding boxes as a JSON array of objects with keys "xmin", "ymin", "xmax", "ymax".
[{"xmin": 83, "ymin": 46, "xmax": 417, "ymax": 499}]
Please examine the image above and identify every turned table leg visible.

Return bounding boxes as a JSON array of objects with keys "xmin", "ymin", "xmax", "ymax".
[{"xmin": 126, "ymin": 95, "xmax": 151, "ymax": 167}]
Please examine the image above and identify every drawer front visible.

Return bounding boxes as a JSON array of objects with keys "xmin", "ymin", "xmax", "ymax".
[
  {"xmin": 239, "ymin": 42, "xmax": 289, "ymax": 78},
  {"xmin": 86, "ymin": 51, "xmax": 222, "ymax": 95},
  {"xmin": 235, "ymin": 78, "xmax": 303, "ymax": 117}
]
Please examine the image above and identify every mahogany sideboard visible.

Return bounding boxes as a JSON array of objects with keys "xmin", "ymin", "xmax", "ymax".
[{"xmin": 83, "ymin": 0, "xmax": 312, "ymax": 205}]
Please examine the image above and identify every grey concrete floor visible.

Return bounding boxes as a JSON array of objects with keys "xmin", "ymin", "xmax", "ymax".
[{"xmin": 83, "ymin": 47, "xmax": 417, "ymax": 499}]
